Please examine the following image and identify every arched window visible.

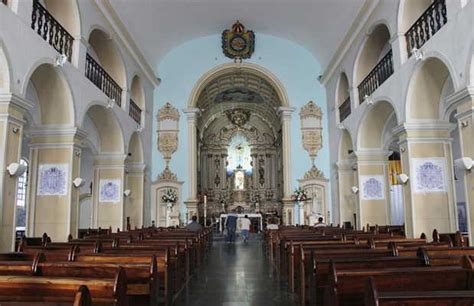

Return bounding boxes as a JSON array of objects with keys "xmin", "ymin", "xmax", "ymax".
[{"xmin": 15, "ymin": 159, "xmax": 29, "ymax": 232}]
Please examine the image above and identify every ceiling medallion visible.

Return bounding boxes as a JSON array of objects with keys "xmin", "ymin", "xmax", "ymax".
[
  {"xmin": 226, "ymin": 108, "xmax": 251, "ymax": 127},
  {"xmin": 222, "ymin": 21, "xmax": 255, "ymax": 60}
]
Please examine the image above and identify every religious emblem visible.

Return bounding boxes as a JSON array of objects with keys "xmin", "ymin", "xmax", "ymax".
[
  {"xmin": 37, "ymin": 164, "xmax": 68, "ymax": 196},
  {"xmin": 222, "ymin": 21, "xmax": 255, "ymax": 60}
]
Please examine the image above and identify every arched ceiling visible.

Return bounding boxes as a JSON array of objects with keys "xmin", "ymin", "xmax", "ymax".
[{"xmin": 107, "ymin": 0, "xmax": 366, "ymax": 70}]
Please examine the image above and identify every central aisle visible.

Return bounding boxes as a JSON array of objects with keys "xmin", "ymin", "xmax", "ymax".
[{"xmin": 175, "ymin": 237, "xmax": 296, "ymax": 306}]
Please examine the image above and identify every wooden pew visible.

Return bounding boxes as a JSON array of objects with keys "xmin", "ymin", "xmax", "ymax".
[
  {"xmin": 324, "ymin": 258, "xmax": 474, "ymax": 306},
  {"xmin": 364, "ymin": 276, "xmax": 474, "ymax": 306},
  {"xmin": 0, "ymin": 269, "xmax": 127, "ymax": 305}
]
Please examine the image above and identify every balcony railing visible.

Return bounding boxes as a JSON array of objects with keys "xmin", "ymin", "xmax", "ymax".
[
  {"xmin": 31, "ymin": 0, "xmax": 73, "ymax": 62},
  {"xmin": 85, "ymin": 53, "xmax": 122, "ymax": 106},
  {"xmin": 358, "ymin": 50, "xmax": 394, "ymax": 103},
  {"xmin": 339, "ymin": 97, "xmax": 351, "ymax": 122},
  {"xmin": 129, "ymin": 99, "xmax": 142, "ymax": 124},
  {"xmin": 406, "ymin": 0, "xmax": 447, "ymax": 57}
]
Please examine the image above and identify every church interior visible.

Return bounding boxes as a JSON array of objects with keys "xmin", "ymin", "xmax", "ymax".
[{"xmin": 0, "ymin": 0, "xmax": 473, "ymax": 305}]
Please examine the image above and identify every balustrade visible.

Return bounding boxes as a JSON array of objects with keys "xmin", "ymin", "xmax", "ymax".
[
  {"xmin": 339, "ymin": 97, "xmax": 351, "ymax": 122},
  {"xmin": 85, "ymin": 53, "xmax": 122, "ymax": 106},
  {"xmin": 405, "ymin": 0, "xmax": 447, "ymax": 57},
  {"xmin": 129, "ymin": 99, "xmax": 142, "ymax": 124},
  {"xmin": 31, "ymin": 0, "xmax": 73, "ymax": 61},
  {"xmin": 358, "ymin": 50, "xmax": 394, "ymax": 103}
]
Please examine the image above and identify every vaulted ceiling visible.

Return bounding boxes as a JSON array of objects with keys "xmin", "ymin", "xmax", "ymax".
[{"xmin": 107, "ymin": 0, "xmax": 367, "ymax": 71}]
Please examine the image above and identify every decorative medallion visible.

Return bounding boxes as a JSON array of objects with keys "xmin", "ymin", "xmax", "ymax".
[
  {"xmin": 226, "ymin": 108, "xmax": 251, "ymax": 127},
  {"xmin": 360, "ymin": 175, "xmax": 385, "ymax": 200},
  {"xmin": 412, "ymin": 158, "xmax": 446, "ymax": 192},
  {"xmin": 37, "ymin": 164, "xmax": 69, "ymax": 196},
  {"xmin": 222, "ymin": 21, "xmax": 255, "ymax": 60}
]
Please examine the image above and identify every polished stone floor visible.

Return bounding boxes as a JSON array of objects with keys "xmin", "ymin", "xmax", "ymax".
[{"xmin": 174, "ymin": 236, "xmax": 296, "ymax": 306}]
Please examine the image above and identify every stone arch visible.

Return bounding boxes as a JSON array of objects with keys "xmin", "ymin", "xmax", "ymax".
[
  {"xmin": 338, "ymin": 129, "xmax": 354, "ymax": 161},
  {"xmin": 127, "ymin": 132, "xmax": 144, "ymax": 164},
  {"xmin": 357, "ymin": 100, "xmax": 398, "ymax": 149},
  {"xmin": 336, "ymin": 72, "xmax": 350, "ymax": 106},
  {"xmin": 188, "ymin": 62, "xmax": 290, "ymax": 108},
  {"xmin": 24, "ymin": 63, "xmax": 75, "ymax": 126},
  {"xmin": 353, "ymin": 23, "xmax": 391, "ymax": 94},
  {"xmin": 397, "ymin": 0, "xmax": 434, "ymax": 33},
  {"xmin": 406, "ymin": 56, "xmax": 455, "ymax": 121},
  {"xmin": 88, "ymin": 28, "xmax": 127, "ymax": 88},
  {"xmin": 0, "ymin": 39, "xmax": 11, "ymax": 92},
  {"xmin": 130, "ymin": 75, "xmax": 145, "ymax": 110},
  {"xmin": 82, "ymin": 105, "xmax": 125, "ymax": 154},
  {"xmin": 43, "ymin": 0, "xmax": 81, "ymax": 37}
]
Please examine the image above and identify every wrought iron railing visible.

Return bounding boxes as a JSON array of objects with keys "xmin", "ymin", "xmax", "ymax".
[
  {"xmin": 85, "ymin": 53, "xmax": 122, "ymax": 106},
  {"xmin": 31, "ymin": 0, "xmax": 73, "ymax": 61},
  {"xmin": 405, "ymin": 0, "xmax": 447, "ymax": 57},
  {"xmin": 339, "ymin": 97, "xmax": 351, "ymax": 122},
  {"xmin": 129, "ymin": 99, "xmax": 142, "ymax": 124},
  {"xmin": 358, "ymin": 50, "xmax": 393, "ymax": 103}
]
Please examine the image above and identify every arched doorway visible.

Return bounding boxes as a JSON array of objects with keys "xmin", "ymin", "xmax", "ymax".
[{"xmin": 184, "ymin": 63, "xmax": 293, "ymax": 223}]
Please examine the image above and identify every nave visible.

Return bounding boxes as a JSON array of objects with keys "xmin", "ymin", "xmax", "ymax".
[{"xmin": 175, "ymin": 236, "xmax": 296, "ymax": 306}]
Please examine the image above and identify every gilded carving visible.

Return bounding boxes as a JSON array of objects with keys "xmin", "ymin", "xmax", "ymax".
[
  {"xmin": 157, "ymin": 167, "xmax": 178, "ymax": 182},
  {"xmin": 157, "ymin": 102, "xmax": 180, "ymax": 166},
  {"xmin": 300, "ymin": 101, "xmax": 322, "ymax": 120},
  {"xmin": 300, "ymin": 101, "xmax": 323, "ymax": 164},
  {"xmin": 157, "ymin": 102, "xmax": 180, "ymax": 122},
  {"xmin": 303, "ymin": 165, "xmax": 326, "ymax": 180}
]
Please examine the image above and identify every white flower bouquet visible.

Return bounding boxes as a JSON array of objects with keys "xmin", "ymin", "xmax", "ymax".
[{"xmin": 162, "ymin": 189, "xmax": 177, "ymax": 203}]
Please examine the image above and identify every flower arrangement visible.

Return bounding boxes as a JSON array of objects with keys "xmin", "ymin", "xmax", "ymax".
[
  {"xmin": 292, "ymin": 187, "xmax": 308, "ymax": 202},
  {"xmin": 162, "ymin": 189, "xmax": 177, "ymax": 203}
]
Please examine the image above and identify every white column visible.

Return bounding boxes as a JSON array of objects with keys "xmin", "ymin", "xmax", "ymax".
[
  {"xmin": 183, "ymin": 108, "xmax": 200, "ymax": 201},
  {"xmin": 183, "ymin": 108, "xmax": 200, "ymax": 219},
  {"xmin": 279, "ymin": 107, "xmax": 294, "ymax": 199}
]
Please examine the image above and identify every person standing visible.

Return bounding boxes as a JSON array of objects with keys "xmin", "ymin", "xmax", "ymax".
[
  {"xmin": 225, "ymin": 212, "xmax": 238, "ymax": 243},
  {"xmin": 240, "ymin": 215, "xmax": 251, "ymax": 243}
]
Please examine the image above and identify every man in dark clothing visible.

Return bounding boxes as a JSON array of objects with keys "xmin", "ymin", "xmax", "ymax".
[
  {"xmin": 225, "ymin": 212, "xmax": 238, "ymax": 243},
  {"xmin": 186, "ymin": 215, "xmax": 202, "ymax": 231}
]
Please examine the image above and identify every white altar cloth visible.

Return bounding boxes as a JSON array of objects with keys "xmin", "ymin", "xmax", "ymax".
[{"xmin": 219, "ymin": 213, "xmax": 263, "ymax": 232}]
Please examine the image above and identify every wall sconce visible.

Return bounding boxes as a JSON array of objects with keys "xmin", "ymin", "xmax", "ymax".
[
  {"xmin": 106, "ymin": 99, "xmax": 115, "ymax": 109},
  {"xmin": 364, "ymin": 94, "xmax": 373, "ymax": 105},
  {"xmin": 411, "ymin": 48, "xmax": 424, "ymax": 61},
  {"xmin": 397, "ymin": 173, "xmax": 409, "ymax": 184},
  {"xmin": 455, "ymin": 157, "xmax": 473, "ymax": 171},
  {"xmin": 54, "ymin": 54, "xmax": 68, "ymax": 67},
  {"xmin": 124, "ymin": 189, "xmax": 132, "ymax": 197},
  {"xmin": 351, "ymin": 163, "xmax": 358, "ymax": 171},
  {"xmin": 6, "ymin": 162, "xmax": 27, "ymax": 177},
  {"xmin": 12, "ymin": 127, "xmax": 19, "ymax": 134},
  {"xmin": 351, "ymin": 186, "xmax": 359, "ymax": 194},
  {"xmin": 461, "ymin": 121, "xmax": 469, "ymax": 128},
  {"xmin": 73, "ymin": 177, "xmax": 85, "ymax": 188},
  {"xmin": 400, "ymin": 146, "xmax": 406, "ymax": 153}
]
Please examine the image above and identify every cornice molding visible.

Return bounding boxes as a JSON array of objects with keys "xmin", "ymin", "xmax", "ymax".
[
  {"xmin": 93, "ymin": 0, "xmax": 160, "ymax": 87},
  {"xmin": 320, "ymin": 0, "xmax": 380, "ymax": 85}
]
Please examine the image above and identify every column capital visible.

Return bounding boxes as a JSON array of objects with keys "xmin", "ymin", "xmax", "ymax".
[
  {"xmin": 183, "ymin": 108, "xmax": 201, "ymax": 120},
  {"xmin": 278, "ymin": 106, "xmax": 295, "ymax": 120},
  {"xmin": 0, "ymin": 93, "xmax": 34, "ymax": 113}
]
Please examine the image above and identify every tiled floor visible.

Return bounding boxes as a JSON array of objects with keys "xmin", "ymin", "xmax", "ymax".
[{"xmin": 174, "ymin": 236, "xmax": 296, "ymax": 306}]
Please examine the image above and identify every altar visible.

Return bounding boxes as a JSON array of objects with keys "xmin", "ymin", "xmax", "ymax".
[{"xmin": 219, "ymin": 213, "xmax": 263, "ymax": 233}]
